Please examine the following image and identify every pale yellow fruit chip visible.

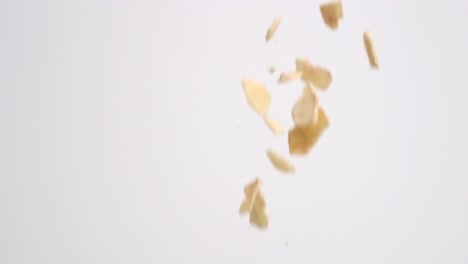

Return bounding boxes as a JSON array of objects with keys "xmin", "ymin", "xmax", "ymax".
[
  {"xmin": 242, "ymin": 78, "xmax": 271, "ymax": 116},
  {"xmin": 292, "ymin": 85, "xmax": 319, "ymax": 127},
  {"xmin": 266, "ymin": 149, "xmax": 296, "ymax": 173},
  {"xmin": 263, "ymin": 116, "xmax": 284, "ymax": 136},
  {"xmin": 239, "ymin": 178, "xmax": 269, "ymax": 229},
  {"xmin": 277, "ymin": 71, "xmax": 303, "ymax": 84},
  {"xmin": 265, "ymin": 16, "xmax": 282, "ymax": 42},
  {"xmin": 239, "ymin": 178, "xmax": 262, "ymax": 215},
  {"xmin": 295, "ymin": 58, "xmax": 332, "ymax": 90},
  {"xmin": 249, "ymin": 193, "xmax": 269, "ymax": 229},
  {"xmin": 288, "ymin": 107, "xmax": 329, "ymax": 155},
  {"xmin": 320, "ymin": 1, "xmax": 343, "ymax": 30},
  {"xmin": 363, "ymin": 30, "xmax": 379, "ymax": 69}
]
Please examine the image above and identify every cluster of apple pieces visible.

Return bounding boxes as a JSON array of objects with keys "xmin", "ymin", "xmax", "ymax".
[{"xmin": 239, "ymin": 0, "xmax": 379, "ymax": 230}]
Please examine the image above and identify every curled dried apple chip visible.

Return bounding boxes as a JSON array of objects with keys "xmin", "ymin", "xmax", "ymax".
[
  {"xmin": 239, "ymin": 178, "xmax": 262, "ymax": 214},
  {"xmin": 320, "ymin": 1, "xmax": 343, "ymax": 30},
  {"xmin": 249, "ymin": 192, "xmax": 268, "ymax": 229},
  {"xmin": 363, "ymin": 30, "xmax": 379, "ymax": 69},
  {"xmin": 242, "ymin": 78, "xmax": 271, "ymax": 116},
  {"xmin": 292, "ymin": 85, "xmax": 319, "ymax": 127},
  {"xmin": 266, "ymin": 149, "xmax": 296, "ymax": 173},
  {"xmin": 288, "ymin": 107, "xmax": 329, "ymax": 155},
  {"xmin": 263, "ymin": 116, "xmax": 284, "ymax": 136},
  {"xmin": 239, "ymin": 178, "xmax": 269, "ymax": 229},
  {"xmin": 265, "ymin": 16, "xmax": 282, "ymax": 42},
  {"xmin": 277, "ymin": 71, "xmax": 303, "ymax": 84},
  {"xmin": 295, "ymin": 58, "xmax": 332, "ymax": 90}
]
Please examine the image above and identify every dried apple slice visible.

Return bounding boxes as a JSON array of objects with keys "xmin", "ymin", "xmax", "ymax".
[
  {"xmin": 363, "ymin": 30, "xmax": 379, "ymax": 69},
  {"xmin": 292, "ymin": 85, "xmax": 319, "ymax": 127},
  {"xmin": 320, "ymin": 1, "xmax": 343, "ymax": 30},
  {"xmin": 288, "ymin": 107, "xmax": 329, "ymax": 155},
  {"xmin": 266, "ymin": 149, "xmax": 296, "ymax": 173},
  {"xmin": 242, "ymin": 78, "xmax": 271, "ymax": 116},
  {"xmin": 249, "ymin": 192, "xmax": 269, "ymax": 229},
  {"xmin": 263, "ymin": 116, "xmax": 284, "ymax": 136},
  {"xmin": 277, "ymin": 71, "xmax": 303, "ymax": 84},
  {"xmin": 239, "ymin": 178, "xmax": 262, "ymax": 214},
  {"xmin": 295, "ymin": 58, "xmax": 332, "ymax": 90},
  {"xmin": 265, "ymin": 16, "xmax": 282, "ymax": 42},
  {"xmin": 239, "ymin": 178, "xmax": 269, "ymax": 229}
]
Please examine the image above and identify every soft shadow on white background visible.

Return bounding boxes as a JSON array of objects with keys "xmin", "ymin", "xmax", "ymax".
[{"xmin": 0, "ymin": 0, "xmax": 467, "ymax": 263}]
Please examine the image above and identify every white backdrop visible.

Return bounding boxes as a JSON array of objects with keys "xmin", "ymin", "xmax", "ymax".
[{"xmin": 1, "ymin": 0, "xmax": 468, "ymax": 263}]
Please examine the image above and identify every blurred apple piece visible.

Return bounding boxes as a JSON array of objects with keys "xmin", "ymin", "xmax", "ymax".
[
  {"xmin": 292, "ymin": 85, "xmax": 319, "ymax": 127},
  {"xmin": 320, "ymin": 1, "xmax": 343, "ymax": 30},
  {"xmin": 242, "ymin": 78, "xmax": 271, "ymax": 116},
  {"xmin": 288, "ymin": 107, "xmax": 329, "ymax": 155},
  {"xmin": 249, "ymin": 192, "xmax": 268, "ymax": 229},
  {"xmin": 363, "ymin": 30, "xmax": 379, "ymax": 69},
  {"xmin": 277, "ymin": 71, "xmax": 303, "ymax": 84},
  {"xmin": 263, "ymin": 116, "xmax": 284, "ymax": 136},
  {"xmin": 239, "ymin": 178, "xmax": 269, "ymax": 229},
  {"xmin": 266, "ymin": 149, "xmax": 296, "ymax": 173},
  {"xmin": 295, "ymin": 58, "xmax": 332, "ymax": 90},
  {"xmin": 265, "ymin": 16, "xmax": 282, "ymax": 42}
]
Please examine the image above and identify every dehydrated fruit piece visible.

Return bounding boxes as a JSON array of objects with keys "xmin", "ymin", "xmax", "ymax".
[
  {"xmin": 292, "ymin": 85, "xmax": 319, "ymax": 127},
  {"xmin": 265, "ymin": 16, "xmax": 282, "ymax": 42},
  {"xmin": 295, "ymin": 58, "xmax": 332, "ymax": 90},
  {"xmin": 266, "ymin": 149, "xmax": 296, "ymax": 173},
  {"xmin": 239, "ymin": 178, "xmax": 269, "ymax": 229},
  {"xmin": 249, "ymin": 193, "xmax": 269, "ymax": 229},
  {"xmin": 320, "ymin": 1, "xmax": 343, "ymax": 30},
  {"xmin": 263, "ymin": 116, "xmax": 284, "ymax": 136},
  {"xmin": 288, "ymin": 107, "xmax": 329, "ymax": 155},
  {"xmin": 277, "ymin": 71, "xmax": 303, "ymax": 84},
  {"xmin": 242, "ymin": 78, "xmax": 271, "ymax": 116},
  {"xmin": 363, "ymin": 30, "xmax": 379, "ymax": 69},
  {"xmin": 239, "ymin": 178, "xmax": 262, "ymax": 214}
]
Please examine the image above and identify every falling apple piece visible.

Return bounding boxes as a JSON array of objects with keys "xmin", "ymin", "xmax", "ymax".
[
  {"xmin": 249, "ymin": 192, "xmax": 269, "ymax": 229},
  {"xmin": 266, "ymin": 149, "xmax": 296, "ymax": 173},
  {"xmin": 363, "ymin": 30, "xmax": 379, "ymax": 69},
  {"xmin": 292, "ymin": 85, "xmax": 319, "ymax": 127},
  {"xmin": 320, "ymin": 1, "xmax": 343, "ymax": 30},
  {"xmin": 242, "ymin": 78, "xmax": 271, "ymax": 116},
  {"xmin": 288, "ymin": 107, "xmax": 329, "ymax": 155},
  {"xmin": 263, "ymin": 116, "xmax": 284, "ymax": 136},
  {"xmin": 295, "ymin": 58, "xmax": 332, "ymax": 90},
  {"xmin": 265, "ymin": 16, "xmax": 282, "ymax": 42},
  {"xmin": 277, "ymin": 71, "xmax": 303, "ymax": 84},
  {"xmin": 239, "ymin": 177, "xmax": 262, "ymax": 214},
  {"xmin": 239, "ymin": 178, "xmax": 269, "ymax": 229}
]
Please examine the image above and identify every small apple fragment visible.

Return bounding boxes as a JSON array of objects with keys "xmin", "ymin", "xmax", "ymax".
[
  {"xmin": 292, "ymin": 85, "xmax": 319, "ymax": 127},
  {"xmin": 295, "ymin": 58, "xmax": 332, "ymax": 90},
  {"xmin": 263, "ymin": 116, "xmax": 284, "ymax": 136},
  {"xmin": 239, "ymin": 178, "xmax": 262, "ymax": 214},
  {"xmin": 239, "ymin": 178, "xmax": 269, "ymax": 229},
  {"xmin": 249, "ymin": 191, "xmax": 268, "ymax": 229},
  {"xmin": 277, "ymin": 71, "xmax": 303, "ymax": 84},
  {"xmin": 363, "ymin": 30, "xmax": 379, "ymax": 69},
  {"xmin": 242, "ymin": 78, "xmax": 271, "ymax": 116},
  {"xmin": 265, "ymin": 16, "xmax": 282, "ymax": 42},
  {"xmin": 288, "ymin": 107, "xmax": 329, "ymax": 155},
  {"xmin": 320, "ymin": 1, "xmax": 343, "ymax": 30},
  {"xmin": 266, "ymin": 149, "xmax": 296, "ymax": 173}
]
